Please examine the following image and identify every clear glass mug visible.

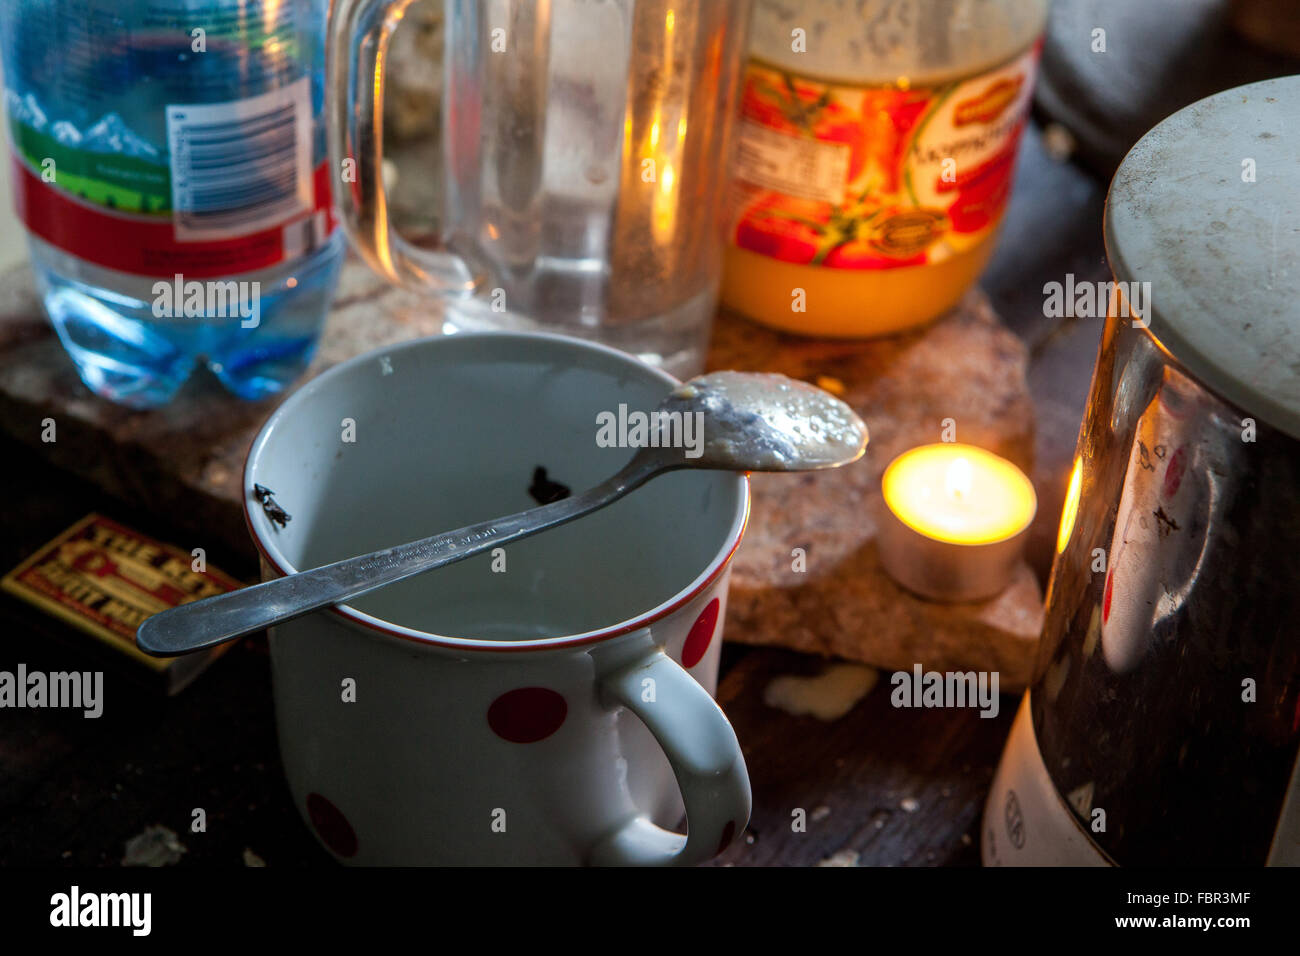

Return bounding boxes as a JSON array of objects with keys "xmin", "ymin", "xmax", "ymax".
[{"xmin": 328, "ymin": 0, "xmax": 753, "ymax": 376}]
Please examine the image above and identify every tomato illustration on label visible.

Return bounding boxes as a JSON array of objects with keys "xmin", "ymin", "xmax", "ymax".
[
  {"xmin": 941, "ymin": 147, "xmax": 1018, "ymax": 234},
  {"xmin": 729, "ymin": 48, "xmax": 1039, "ymax": 271},
  {"xmin": 735, "ymin": 193, "xmax": 937, "ymax": 269}
]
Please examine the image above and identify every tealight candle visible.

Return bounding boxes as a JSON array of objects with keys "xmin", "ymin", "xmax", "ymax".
[{"xmin": 879, "ymin": 443, "xmax": 1037, "ymax": 602}]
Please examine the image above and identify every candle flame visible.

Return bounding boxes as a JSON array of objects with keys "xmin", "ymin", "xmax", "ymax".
[
  {"xmin": 883, "ymin": 444, "xmax": 1037, "ymax": 546},
  {"xmin": 945, "ymin": 456, "xmax": 973, "ymax": 501}
]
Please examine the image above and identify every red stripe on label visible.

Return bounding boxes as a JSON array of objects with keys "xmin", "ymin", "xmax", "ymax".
[{"xmin": 11, "ymin": 155, "xmax": 335, "ymax": 278}]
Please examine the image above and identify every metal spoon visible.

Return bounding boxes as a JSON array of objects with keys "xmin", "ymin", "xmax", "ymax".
[{"xmin": 136, "ymin": 371, "xmax": 867, "ymax": 657}]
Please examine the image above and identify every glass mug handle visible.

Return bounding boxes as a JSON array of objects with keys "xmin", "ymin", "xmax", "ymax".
[
  {"xmin": 327, "ymin": 0, "xmax": 481, "ymax": 293},
  {"xmin": 590, "ymin": 635, "xmax": 752, "ymax": 866}
]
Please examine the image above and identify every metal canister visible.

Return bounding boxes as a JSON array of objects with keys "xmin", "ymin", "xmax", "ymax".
[{"xmin": 984, "ymin": 76, "xmax": 1300, "ymax": 866}]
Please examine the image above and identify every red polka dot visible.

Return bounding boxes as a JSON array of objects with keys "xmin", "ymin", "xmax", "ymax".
[
  {"xmin": 306, "ymin": 792, "xmax": 358, "ymax": 858},
  {"xmin": 682, "ymin": 598, "xmax": 720, "ymax": 669},
  {"xmin": 487, "ymin": 687, "xmax": 567, "ymax": 743},
  {"xmin": 717, "ymin": 820, "xmax": 737, "ymax": 855},
  {"xmin": 1162, "ymin": 446, "xmax": 1187, "ymax": 500}
]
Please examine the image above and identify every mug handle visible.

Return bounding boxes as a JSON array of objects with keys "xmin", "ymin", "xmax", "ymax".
[
  {"xmin": 588, "ymin": 636, "xmax": 752, "ymax": 866},
  {"xmin": 327, "ymin": 0, "xmax": 482, "ymax": 293}
]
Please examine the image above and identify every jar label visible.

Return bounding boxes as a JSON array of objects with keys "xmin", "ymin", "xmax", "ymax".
[
  {"xmin": 728, "ymin": 44, "xmax": 1040, "ymax": 270},
  {"xmin": 6, "ymin": 76, "xmax": 334, "ymax": 278}
]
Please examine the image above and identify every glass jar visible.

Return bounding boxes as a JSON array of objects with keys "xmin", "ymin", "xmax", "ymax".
[{"xmin": 721, "ymin": 0, "xmax": 1047, "ymax": 337}]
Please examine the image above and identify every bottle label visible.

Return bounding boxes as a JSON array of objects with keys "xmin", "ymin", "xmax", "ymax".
[
  {"xmin": 728, "ymin": 44, "xmax": 1040, "ymax": 270},
  {"xmin": 6, "ymin": 76, "xmax": 333, "ymax": 278}
]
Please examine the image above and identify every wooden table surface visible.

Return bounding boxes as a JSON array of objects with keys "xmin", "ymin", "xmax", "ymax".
[{"xmin": 0, "ymin": 120, "xmax": 1108, "ymax": 867}]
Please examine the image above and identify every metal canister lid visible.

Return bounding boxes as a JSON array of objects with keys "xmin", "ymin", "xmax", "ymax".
[{"xmin": 1105, "ymin": 76, "xmax": 1300, "ymax": 440}]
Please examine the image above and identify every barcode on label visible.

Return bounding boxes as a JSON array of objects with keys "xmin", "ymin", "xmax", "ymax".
[{"xmin": 166, "ymin": 77, "xmax": 313, "ymax": 242}]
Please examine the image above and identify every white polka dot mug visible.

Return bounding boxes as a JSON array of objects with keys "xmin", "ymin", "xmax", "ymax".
[{"xmin": 244, "ymin": 332, "xmax": 752, "ymax": 865}]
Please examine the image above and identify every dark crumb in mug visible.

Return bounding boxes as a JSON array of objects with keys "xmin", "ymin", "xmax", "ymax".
[
  {"xmin": 253, "ymin": 483, "xmax": 292, "ymax": 529},
  {"xmin": 528, "ymin": 467, "xmax": 571, "ymax": 505}
]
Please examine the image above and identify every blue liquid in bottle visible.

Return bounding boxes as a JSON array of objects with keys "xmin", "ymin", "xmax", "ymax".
[{"xmin": 1, "ymin": 0, "xmax": 343, "ymax": 407}]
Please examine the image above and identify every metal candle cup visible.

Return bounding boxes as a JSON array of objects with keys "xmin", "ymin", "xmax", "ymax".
[{"xmin": 878, "ymin": 443, "xmax": 1036, "ymax": 602}]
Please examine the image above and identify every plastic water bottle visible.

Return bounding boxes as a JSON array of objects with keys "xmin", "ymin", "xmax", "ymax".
[{"xmin": 1, "ymin": 0, "xmax": 343, "ymax": 407}]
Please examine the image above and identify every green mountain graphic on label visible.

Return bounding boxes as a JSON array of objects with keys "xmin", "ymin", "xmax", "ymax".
[{"xmin": 10, "ymin": 115, "xmax": 171, "ymax": 215}]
